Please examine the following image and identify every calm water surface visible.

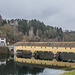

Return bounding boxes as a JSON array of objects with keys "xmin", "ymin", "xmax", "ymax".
[{"xmin": 0, "ymin": 58, "xmax": 66, "ymax": 75}]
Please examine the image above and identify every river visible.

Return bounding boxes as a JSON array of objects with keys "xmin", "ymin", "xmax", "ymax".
[{"xmin": 0, "ymin": 54, "xmax": 66, "ymax": 75}]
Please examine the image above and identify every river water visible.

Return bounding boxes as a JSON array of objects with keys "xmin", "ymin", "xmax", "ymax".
[{"xmin": 0, "ymin": 55, "xmax": 66, "ymax": 75}]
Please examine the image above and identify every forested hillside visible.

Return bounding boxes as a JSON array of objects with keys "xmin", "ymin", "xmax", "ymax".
[
  {"xmin": 0, "ymin": 15, "xmax": 75, "ymax": 44},
  {"xmin": 18, "ymin": 19, "xmax": 63, "ymax": 39}
]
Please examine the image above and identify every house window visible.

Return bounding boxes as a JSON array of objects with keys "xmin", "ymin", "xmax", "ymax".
[
  {"xmin": 1, "ymin": 41, "xmax": 4, "ymax": 43},
  {"xmin": 1, "ymin": 38, "xmax": 4, "ymax": 40}
]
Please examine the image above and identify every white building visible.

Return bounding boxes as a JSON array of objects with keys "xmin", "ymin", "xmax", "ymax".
[{"xmin": 0, "ymin": 36, "xmax": 7, "ymax": 46}]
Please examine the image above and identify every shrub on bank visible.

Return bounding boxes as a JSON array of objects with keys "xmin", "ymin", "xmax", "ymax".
[{"xmin": 0, "ymin": 47, "xmax": 9, "ymax": 54}]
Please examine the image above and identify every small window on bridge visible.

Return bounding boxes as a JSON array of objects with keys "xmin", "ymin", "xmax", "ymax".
[
  {"xmin": 70, "ymin": 47, "xmax": 71, "ymax": 49},
  {"xmin": 52, "ymin": 47, "xmax": 54, "ymax": 49},
  {"xmin": 45, "ymin": 47, "xmax": 46, "ymax": 48},
  {"xmin": 65, "ymin": 47, "xmax": 66, "ymax": 49},
  {"xmin": 41, "ymin": 47, "xmax": 42, "ymax": 48}
]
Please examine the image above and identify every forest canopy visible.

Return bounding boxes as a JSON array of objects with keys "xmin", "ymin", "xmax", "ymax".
[{"xmin": 0, "ymin": 16, "xmax": 75, "ymax": 43}]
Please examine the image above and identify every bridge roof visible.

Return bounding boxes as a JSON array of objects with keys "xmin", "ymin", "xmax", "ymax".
[{"xmin": 14, "ymin": 42, "xmax": 75, "ymax": 47}]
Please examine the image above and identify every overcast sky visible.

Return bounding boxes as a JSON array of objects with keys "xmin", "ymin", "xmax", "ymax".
[{"xmin": 0, "ymin": 0, "xmax": 75, "ymax": 30}]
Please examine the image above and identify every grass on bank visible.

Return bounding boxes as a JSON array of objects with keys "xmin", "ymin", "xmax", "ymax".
[{"xmin": 60, "ymin": 70, "xmax": 75, "ymax": 75}]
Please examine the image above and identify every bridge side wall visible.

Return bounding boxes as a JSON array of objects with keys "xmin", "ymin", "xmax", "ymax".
[{"xmin": 14, "ymin": 46, "xmax": 75, "ymax": 54}]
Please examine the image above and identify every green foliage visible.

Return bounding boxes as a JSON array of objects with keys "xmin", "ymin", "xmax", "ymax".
[
  {"xmin": 0, "ymin": 24, "xmax": 23, "ymax": 44},
  {"xmin": 1, "ymin": 24, "xmax": 14, "ymax": 42},
  {"xmin": 60, "ymin": 70, "xmax": 75, "ymax": 75},
  {"xmin": 2, "ymin": 20, "xmax": 7, "ymax": 25},
  {"xmin": 1, "ymin": 18, "xmax": 75, "ymax": 42},
  {"xmin": 18, "ymin": 19, "xmax": 28, "ymax": 35},
  {"xmin": 63, "ymin": 31, "xmax": 75, "ymax": 41},
  {"xmin": 29, "ymin": 19, "xmax": 46, "ymax": 35},
  {"xmin": 14, "ymin": 33, "xmax": 23, "ymax": 42},
  {"xmin": 0, "ymin": 18, "xmax": 64, "ymax": 42},
  {"xmin": 17, "ymin": 19, "xmax": 63, "ymax": 41}
]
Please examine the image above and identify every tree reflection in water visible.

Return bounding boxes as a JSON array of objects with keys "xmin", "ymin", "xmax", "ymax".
[
  {"xmin": 0, "ymin": 54, "xmax": 67, "ymax": 75},
  {"xmin": 0, "ymin": 58, "xmax": 44, "ymax": 75}
]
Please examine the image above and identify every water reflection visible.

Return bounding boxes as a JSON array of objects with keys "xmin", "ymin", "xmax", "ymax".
[
  {"xmin": 0, "ymin": 60, "xmax": 65, "ymax": 75},
  {"xmin": 15, "ymin": 55, "xmax": 75, "ymax": 68},
  {"xmin": 16, "ymin": 64, "xmax": 44, "ymax": 75},
  {"xmin": 16, "ymin": 50, "xmax": 75, "ymax": 62},
  {"xmin": 0, "ymin": 61, "xmax": 6, "ymax": 65},
  {"xmin": 0, "ymin": 54, "xmax": 66, "ymax": 75}
]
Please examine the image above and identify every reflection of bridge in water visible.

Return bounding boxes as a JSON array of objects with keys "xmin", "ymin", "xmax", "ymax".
[
  {"xmin": 14, "ymin": 42, "xmax": 75, "ymax": 67},
  {"xmin": 14, "ymin": 56, "xmax": 75, "ymax": 68}
]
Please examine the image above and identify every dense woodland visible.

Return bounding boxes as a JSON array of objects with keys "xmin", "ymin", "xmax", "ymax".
[{"xmin": 0, "ymin": 15, "xmax": 75, "ymax": 44}]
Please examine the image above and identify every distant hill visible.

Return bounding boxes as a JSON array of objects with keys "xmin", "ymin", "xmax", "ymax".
[{"xmin": 0, "ymin": 15, "xmax": 75, "ymax": 43}]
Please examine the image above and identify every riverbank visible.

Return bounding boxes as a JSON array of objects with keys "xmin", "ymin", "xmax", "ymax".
[
  {"xmin": 60, "ymin": 70, "xmax": 75, "ymax": 75},
  {"xmin": 0, "ymin": 46, "xmax": 9, "ymax": 54}
]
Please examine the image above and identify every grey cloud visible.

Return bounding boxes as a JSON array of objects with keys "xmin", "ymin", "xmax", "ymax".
[
  {"xmin": 0, "ymin": 0, "xmax": 75, "ymax": 30},
  {"xmin": 41, "ymin": 7, "xmax": 60, "ymax": 19}
]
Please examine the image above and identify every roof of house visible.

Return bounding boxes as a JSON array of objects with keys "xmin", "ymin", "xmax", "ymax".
[{"xmin": 14, "ymin": 42, "xmax": 75, "ymax": 47}]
